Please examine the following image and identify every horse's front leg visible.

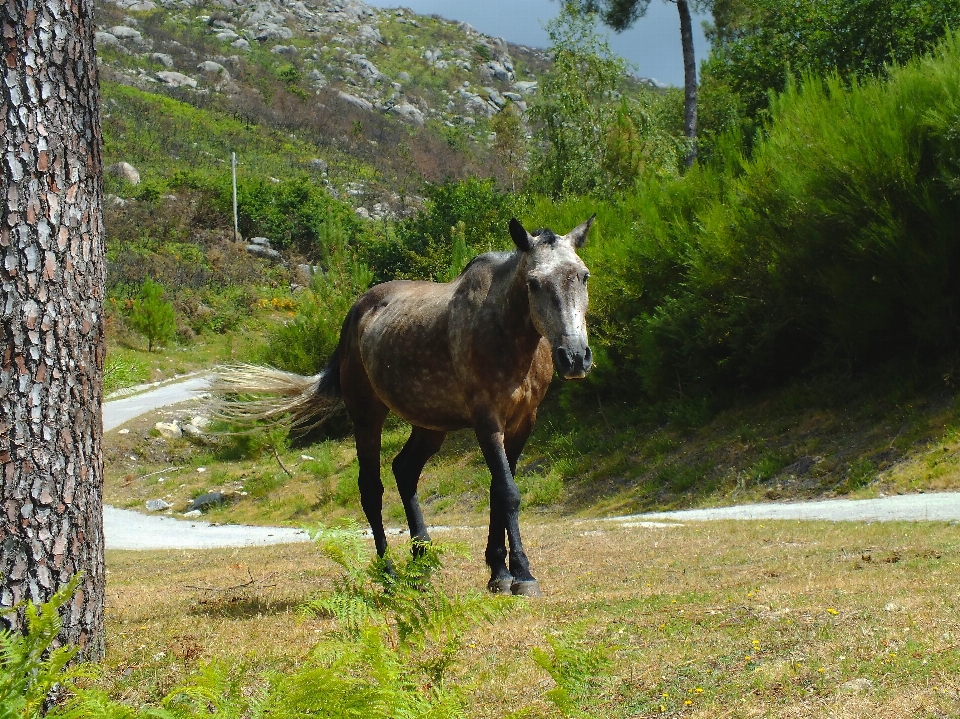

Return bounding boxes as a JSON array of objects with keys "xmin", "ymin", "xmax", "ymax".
[{"xmin": 476, "ymin": 427, "xmax": 542, "ymax": 597}]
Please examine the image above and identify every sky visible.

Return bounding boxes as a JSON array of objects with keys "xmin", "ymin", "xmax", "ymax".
[{"xmin": 364, "ymin": 0, "xmax": 712, "ymax": 87}]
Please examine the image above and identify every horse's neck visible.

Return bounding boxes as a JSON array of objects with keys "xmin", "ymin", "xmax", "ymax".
[{"xmin": 498, "ymin": 254, "xmax": 542, "ymax": 356}]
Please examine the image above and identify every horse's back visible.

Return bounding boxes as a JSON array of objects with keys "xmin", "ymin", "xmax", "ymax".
[{"xmin": 347, "ymin": 279, "xmax": 471, "ymax": 429}]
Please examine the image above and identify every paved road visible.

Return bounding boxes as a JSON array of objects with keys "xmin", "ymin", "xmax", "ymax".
[
  {"xmin": 102, "ymin": 376, "xmax": 960, "ymax": 551},
  {"xmin": 104, "ymin": 506, "xmax": 310, "ymax": 550},
  {"xmin": 104, "ymin": 374, "xmax": 211, "ymax": 431},
  {"xmin": 609, "ymin": 492, "xmax": 960, "ymax": 524}
]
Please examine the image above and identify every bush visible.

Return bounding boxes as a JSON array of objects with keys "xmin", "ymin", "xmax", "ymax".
[
  {"xmin": 264, "ymin": 219, "xmax": 373, "ymax": 376},
  {"xmin": 528, "ymin": 6, "xmax": 685, "ymax": 197},
  {"xmin": 127, "ymin": 278, "xmax": 176, "ymax": 352},
  {"xmin": 364, "ymin": 177, "xmax": 524, "ymax": 282},
  {"xmin": 701, "ymin": 0, "xmax": 960, "ymax": 123},
  {"xmin": 533, "ymin": 33, "xmax": 960, "ymax": 399}
]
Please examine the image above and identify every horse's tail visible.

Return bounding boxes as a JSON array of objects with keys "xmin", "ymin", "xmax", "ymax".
[{"xmin": 209, "ymin": 349, "xmax": 342, "ymax": 431}]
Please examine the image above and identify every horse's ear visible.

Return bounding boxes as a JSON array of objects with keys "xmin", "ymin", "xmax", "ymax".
[
  {"xmin": 509, "ymin": 218, "xmax": 533, "ymax": 252},
  {"xmin": 568, "ymin": 214, "xmax": 596, "ymax": 248}
]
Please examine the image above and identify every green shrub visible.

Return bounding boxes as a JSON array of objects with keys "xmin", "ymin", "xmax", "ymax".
[
  {"xmin": 533, "ymin": 32, "xmax": 960, "ymax": 399},
  {"xmin": 0, "ymin": 577, "xmax": 82, "ymax": 719},
  {"xmin": 365, "ymin": 177, "xmax": 523, "ymax": 282},
  {"xmin": 528, "ymin": 6, "xmax": 685, "ymax": 197},
  {"xmin": 103, "ymin": 352, "xmax": 149, "ymax": 395},
  {"xmin": 263, "ymin": 220, "xmax": 373, "ymax": 376},
  {"xmin": 127, "ymin": 278, "xmax": 176, "ymax": 352},
  {"xmin": 702, "ymin": 0, "xmax": 960, "ymax": 123}
]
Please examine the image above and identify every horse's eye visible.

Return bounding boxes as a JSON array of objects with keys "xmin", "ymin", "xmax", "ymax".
[
  {"xmin": 528, "ymin": 277, "xmax": 541, "ymax": 292},
  {"xmin": 582, "ymin": 272, "xmax": 590, "ymax": 284}
]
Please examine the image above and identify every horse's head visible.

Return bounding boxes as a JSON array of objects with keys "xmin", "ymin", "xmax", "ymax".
[{"xmin": 510, "ymin": 216, "xmax": 595, "ymax": 380}]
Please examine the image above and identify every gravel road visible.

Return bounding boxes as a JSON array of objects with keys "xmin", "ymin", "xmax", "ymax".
[{"xmin": 102, "ymin": 376, "xmax": 960, "ymax": 551}]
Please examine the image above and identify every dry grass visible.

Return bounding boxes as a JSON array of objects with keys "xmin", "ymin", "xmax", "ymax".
[{"xmin": 100, "ymin": 519, "xmax": 960, "ymax": 717}]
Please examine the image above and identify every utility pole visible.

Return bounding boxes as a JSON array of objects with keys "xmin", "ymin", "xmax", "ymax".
[{"xmin": 232, "ymin": 152, "xmax": 239, "ymax": 241}]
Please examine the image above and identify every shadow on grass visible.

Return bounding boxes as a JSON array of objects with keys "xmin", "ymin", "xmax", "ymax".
[{"xmin": 188, "ymin": 593, "xmax": 303, "ymax": 619}]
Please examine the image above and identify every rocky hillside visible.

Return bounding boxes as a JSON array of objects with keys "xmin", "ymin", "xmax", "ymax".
[{"xmin": 94, "ymin": 0, "xmax": 554, "ymax": 216}]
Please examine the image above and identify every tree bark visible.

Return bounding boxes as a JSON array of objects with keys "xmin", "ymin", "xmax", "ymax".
[
  {"xmin": 1, "ymin": 0, "xmax": 105, "ymax": 661},
  {"xmin": 677, "ymin": 0, "xmax": 698, "ymax": 167}
]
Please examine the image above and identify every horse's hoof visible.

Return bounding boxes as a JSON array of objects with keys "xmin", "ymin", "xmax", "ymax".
[
  {"xmin": 510, "ymin": 580, "xmax": 543, "ymax": 597},
  {"xmin": 487, "ymin": 577, "xmax": 514, "ymax": 594}
]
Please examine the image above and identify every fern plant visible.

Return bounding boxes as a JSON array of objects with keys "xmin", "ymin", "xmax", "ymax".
[
  {"xmin": 0, "ymin": 576, "xmax": 84, "ymax": 719},
  {"xmin": 532, "ymin": 637, "xmax": 612, "ymax": 718}
]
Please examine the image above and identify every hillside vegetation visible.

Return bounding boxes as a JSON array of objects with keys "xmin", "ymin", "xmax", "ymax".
[{"xmin": 98, "ymin": 0, "xmax": 960, "ymax": 517}]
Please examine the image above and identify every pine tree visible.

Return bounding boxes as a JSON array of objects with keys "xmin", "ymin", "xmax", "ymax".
[
  {"xmin": 0, "ymin": 0, "xmax": 106, "ymax": 660},
  {"xmin": 128, "ymin": 279, "xmax": 176, "ymax": 352}
]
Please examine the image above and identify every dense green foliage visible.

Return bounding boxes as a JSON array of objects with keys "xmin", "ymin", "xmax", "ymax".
[
  {"xmin": 365, "ymin": 178, "xmax": 523, "ymax": 283},
  {"xmin": 127, "ymin": 279, "xmax": 177, "ymax": 353},
  {"xmin": 701, "ymin": 0, "xmax": 960, "ymax": 122},
  {"xmin": 535, "ymin": 34, "xmax": 960, "ymax": 398},
  {"xmin": 264, "ymin": 224, "xmax": 373, "ymax": 376},
  {"xmin": 0, "ymin": 578, "xmax": 82, "ymax": 719},
  {"xmin": 529, "ymin": 7, "xmax": 685, "ymax": 196}
]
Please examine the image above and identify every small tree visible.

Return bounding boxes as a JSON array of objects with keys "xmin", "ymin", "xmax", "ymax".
[{"xmin": 128, "ymin": 279, "xmax": 176, "ymax": 352}]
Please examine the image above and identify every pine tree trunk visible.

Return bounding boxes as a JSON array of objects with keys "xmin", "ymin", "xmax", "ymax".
[
  {"xmin": 677, "ymin": 0, "xmax": 698, "ymax": 167},
  {"xmin": 0, "ymin": 0, "xmax": 106, "ymax": 661}
]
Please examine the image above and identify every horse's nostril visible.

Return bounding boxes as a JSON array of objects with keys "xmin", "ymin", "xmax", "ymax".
[
  {"xmin": 555, "ymin": 347, "xmax": 572, "ymax": 372},
  {"xmin": 584, "ymin": 347, "xmax": 593, "ymax": 364}
]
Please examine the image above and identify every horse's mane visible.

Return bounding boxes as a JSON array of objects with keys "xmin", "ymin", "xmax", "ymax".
[
  {"xmin": 456, "ymin": 250, "xmax": 515, "ymax": 279},
  {"xmin": 455, "ymin": 228, "xmax": 561, "ymax": 280}
]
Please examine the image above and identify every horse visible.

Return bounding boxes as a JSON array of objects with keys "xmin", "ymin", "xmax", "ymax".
[{"xmin": 212, "ymin": 216, "xmax": 595, "ymax": 596}]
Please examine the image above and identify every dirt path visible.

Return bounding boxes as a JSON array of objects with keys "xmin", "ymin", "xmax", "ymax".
[{"xmin": 102, "ymin": 376, "xmax": 960, "ymax": 551}]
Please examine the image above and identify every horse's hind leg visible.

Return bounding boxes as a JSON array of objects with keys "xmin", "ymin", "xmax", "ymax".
[
  {"xmin": 354, "ymin": 407, "xmax": 389, "ymax": 557},
  {"xmin": 392, "ymin": 426, "xmax": 446, "ymax": 555}
]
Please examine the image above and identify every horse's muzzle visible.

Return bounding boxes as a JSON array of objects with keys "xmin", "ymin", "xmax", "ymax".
[{"xmin": 554, "ymin": 345, "xmax": 593, "ymax": 379}]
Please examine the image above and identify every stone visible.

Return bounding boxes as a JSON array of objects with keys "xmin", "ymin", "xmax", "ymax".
[
  {"xmin": 94, "ymin": 31, "xmax": 119, "ymax": 47},
  {"xmin": 250, "ymin": 236, "xmax": 271, "ymax": 246},
  {"xmin": 485, "ymin": 88, "xmax": 506, "ymax": 108},
  {"xmin": 397, "ymin": 71, "xmax": 410, "ymax": 83},
  {"xmin": 246, "ymin": 244, "xmax": 281, "ymax": 260},
  {"xmin": 183, "ymin": 509, "xmax": 202, "ymax": 518},
  {"xmin": 355, "ymin": 207, "xmax": 371, "ymax": 220},
  {"xmin": 105, "ymin": 162, "xmax": 141, "ymax": 186},
  {"xmin": 357, "ymin": 24, "xmax": 382, "ymax": 44},
  {"xmin": 154, "ymin": 421, "xmax": 182, "ymax": 439},
  {"xmin": 337, "ymin": 91, "xmax": 373, "ymax": 111},
  {"xmin": 215, "ymin": 30, "xmax": 240, "ymax": 42},
  {"xmin": 190, "ymin": 416, "xmax": 211, "ymax": 430},
  {"xmin": 145, "ymin": 499, "xmax": 171, "ymax": 511},
  {"xmin": 197, "ymin": 60, "xmax": 229, "ymax": 76},
  {"xmin": 255, "ymin": 23, "xmax": 293, "ymax": 42},
  {"xmin": 389, "ymin": 102, "xmax": 424, "ymax": 125},
  {"xmin": 307, "ymin": 69, "xmax": 327, "ymax": 87},
  {"xmin": 513, "ymin": 80, "xmax": 538, "ymax": 94},
  {"xmin": 231, "ymin": 38, "xmax": 251, "ymax": 50},
  {"xmin": 503, "ymin": 91, "xmax": 523, "ymax": 102},
  {"xmin": 297, "ymin": 264, "xmax": 322, "ymax": 283},
  {"xmin": 839, "ymin": 678, "xmax": 873, "ymax": 694},
  {"xmin": 156, "ymin": 71, "xmax": 198, "ymax": 88},
  {"xmin": 484, "ymin": 60, "xmax": 513, "ymax": 82},
  {"xmin": 271, "ymin": 44, "xmax": 298, "ymax": 56},
  {"xmin": 151, "ymin": 53, "xmax": 175, "ymax": 68},
  {"xmin": 181, "ymin": 423, "xmax": 205, "ymax": 439},
  {"xmin": 308, "ymin": 158, "xmax": 328, "ymax": 173},
  {"xmin": 110, "ymin": 25, "xmax": 143, "ymax": 43},
  {"xmin": 188, "ymin": 492, "xmax": 227, "ymax": 512}
]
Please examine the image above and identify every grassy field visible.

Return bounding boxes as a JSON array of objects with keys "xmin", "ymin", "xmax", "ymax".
[{"xmin": 98, "ymin": 519, "xmax": 960, "ymax": 717}]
